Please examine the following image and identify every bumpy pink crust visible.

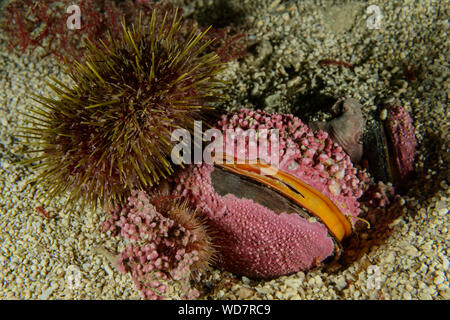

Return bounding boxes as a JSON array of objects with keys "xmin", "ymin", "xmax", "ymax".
[
  {"xmin": 174, "ymin": 109, "xmax": 371, "ymax": 278},
  {"xmin": 175, "ymin": 165, "xmax": 334, "ymax": 279},
  {"xmin": 103, "ymin": 191, "xmax": 201, "ymax": 299},
  {"xmin": 217, "ymin": 109, "xmax": 370, "ymax": 220},
  {"xmin": 385, "ymin": 105, "xmax": 417, "ymax": 181}
]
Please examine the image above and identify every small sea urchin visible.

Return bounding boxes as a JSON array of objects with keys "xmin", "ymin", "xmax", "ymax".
[{"xmin": 20, "ymin": 10, "xmax": 227, "ymax": 210}]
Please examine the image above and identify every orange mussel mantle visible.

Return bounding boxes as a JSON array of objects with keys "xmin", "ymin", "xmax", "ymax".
[{"xmin": 214, "ymin": 153, "xmax": 353, "ymax": 241}]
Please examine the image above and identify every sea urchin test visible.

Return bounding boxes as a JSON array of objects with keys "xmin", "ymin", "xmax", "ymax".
[{"xmin": 19, "ymin": 10, "xmax": 226, "ymax": 210}]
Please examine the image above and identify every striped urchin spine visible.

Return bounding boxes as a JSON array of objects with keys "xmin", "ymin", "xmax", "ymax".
[{"xmin": 19, "ymin": 10, "xmax": 227, "ymax": 210}]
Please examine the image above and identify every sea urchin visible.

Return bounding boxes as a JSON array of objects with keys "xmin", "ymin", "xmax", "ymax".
[{"xmin": 19, "ymin": 10, "xmax": 227, "ymax": 210}]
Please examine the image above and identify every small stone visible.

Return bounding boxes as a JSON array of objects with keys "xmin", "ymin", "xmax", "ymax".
[
  {"xmin": 254, "ymin": 40, "xmax": 273, "ymax": 66},
  {"xmin": 39, "ymin": 286, "xmax": 54, "ymax": 300},
  {"xmin": 439, "ymin": 288, "xmax": 450, "ymax": 299},
  {"xmin": 268, "ymin": 0, "xmax": 281, "ymax": 10},
  {"xmin": 314, "ymin": 276, "xmax": 323, "ymax": 286},
  {"xmin": 335, "ymin": 277, "xmax": 347, "ymax": 291},
  {"xmin": 216, "ymin": 290, "xmax": 225, "ymax": 298},
  {"xmin": 385, "ymin": 251, "xmax": 396, "ymax": 263},
  {"xmin": 419, "ymin": 292, "xmax": 432, "ymax": 300},
  {"xmin": 405, "ymin": 284, "xmax": 414, "ymax": 292},
  {"xmin": 287, "ymin": 76, "xmax": 301, "ymax": 88},
  {"xmin": 422, "ymin": 242, "xmax": 432, "ymax": 251},
  {"xmin": 251, "ymin": 83, "xmax": 260, "ymax": 96},
  {"xmin": 433, "ymin": 275, "xmax": 445, "ymax": 285},
  {"xmin": 418, "ymin": 263, "xmax": 428, "ymax": 274},
  {"xmin": 241, "ymin": 276, "xmax": 250, "ymax": 284},
  {"xmin": 406, "ymin": 245, "xmax": 419, "ymax": 257},
  {"xmin": 284, "ymin": 287, "xmax": 297, "ymax": 298},
  {"xmin": 236, "ymin": 287, "xmax": 255, "ymax": 299},
  {"xmin": 442, "ymin": 258, "xmax": 449, "ymax": 270},
  {"xmin": 285, "ymin": 278, "xmax": 302, "ymax": 289},
  {"xmin": 264, "ymin": 93, "xmax": 282, "ymax": 108},
  {"xmin": 255, "ymin": 286, "xmax": 271, "ymax": 295}
]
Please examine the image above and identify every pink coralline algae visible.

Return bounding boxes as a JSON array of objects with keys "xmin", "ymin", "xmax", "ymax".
[
  {"xmin": 176, "ymin": 165, "xmax": 334, "ymax": 279},
  {"xmin": 103, "ymin": 191, "xmax": 213, "ymax": 299},
  {"xmin": 174, "ymin": 108, "xmax": 372, "ymax": 279},
  {"xmin": 217, "ymin": 108, "xmax": 371, "ymax": 220},
  {"xmin": 385, "ymin": 104, "xmax": 418, "ymax": 182},
  {"xmin": 364, "ymin": 181, "xmax": 395, "ymax": 208}
]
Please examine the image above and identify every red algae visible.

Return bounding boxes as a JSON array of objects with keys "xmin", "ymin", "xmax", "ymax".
[{"xmin": 0, "ymin": 0, "xmax": 247, "ymax": 63}]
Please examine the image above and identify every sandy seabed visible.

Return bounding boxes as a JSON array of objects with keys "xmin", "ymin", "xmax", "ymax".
[{"xmin": 0, "ymin": 0, "xmax": 448, "ymax": 300}]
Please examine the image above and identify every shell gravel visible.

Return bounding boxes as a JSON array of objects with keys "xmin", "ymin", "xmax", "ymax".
[{"xmin": 0, "ymin": 0, "xmax": 448, "ymax": 299}]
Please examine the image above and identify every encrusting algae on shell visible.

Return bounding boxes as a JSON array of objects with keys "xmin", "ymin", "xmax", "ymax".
[
  {"xmin": 173, "ymin": 107, "xmax": 373, "ymax": 279},
  {"xmin": 384, "ymin": 104, "xmax": 418, "ymax": 185},
  {"xmin": 103, "ymin": 191, "xmax": 215, "ymax": 300},
  {"xmin": 104, "ymin": 101, "xmax": 413, "ymax": 292}
]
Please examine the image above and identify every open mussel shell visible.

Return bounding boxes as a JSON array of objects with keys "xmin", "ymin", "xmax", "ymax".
[
  {"xmin": 210, "ymin": 165, "xmax": 344, "ymax": 263},
  {"xmin": 363, "ymin": 117, "xmax": 412, "ymax": 191},
  {"xmin": 363, "ymin": 119, "xmax": 394, "ymax": 183}
]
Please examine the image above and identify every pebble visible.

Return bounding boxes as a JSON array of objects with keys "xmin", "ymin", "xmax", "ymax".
[
  {"xmin": 419, "ymin": 292, "xmax": 433, "ymax": 300},
  {"xmin": 314, "ymin": 276, "xmax": 323, "ymax": 286},
  {"xmin": 216, "ymin": 290, "xmax": 224, "ymax": 298},
  {"xmin": 236, "ymin": 287, "xmax": 255, "ymax": 299},
  {"xmin": 264, "ymin": 93, "xmax": 282, "ymax": 108},
  {"xmin": 285, "ymin": 278, "xmax": 302, "ymax": 288},
  {"xmin": 335, "ymin": 277, "xmax": 347, "ymax": 291},
  {"xmin": 287, "ymin": 76, "xmax": 301, "ymax": 88},
  {"xmin": 433, "ymin": 275, "xmax": 445, "ymax": 285},
  {"xmin": 254, "ymin": 40, "xmax": 273, "ymax": 66},
  {"xmin": 39, "ymin": 286, "xmax": 54, "ymax": 300},
  {"xmin": 255, "ymin": 286, "xmax": 271, "ymax": 295},
  {"xmin": 241, "ymin": 276, "xmax": 250, "ymax": 284},
  {"xmin": 442, "ymin": 258, "xmax": 449, "ymax": 270},
  {"xmin": 406, "ymin": 245, "xmax": 419, "ymax": 257},
  {"xmin": 439, "ymin": 289, "xmax": 450, "ymax": 299}
]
